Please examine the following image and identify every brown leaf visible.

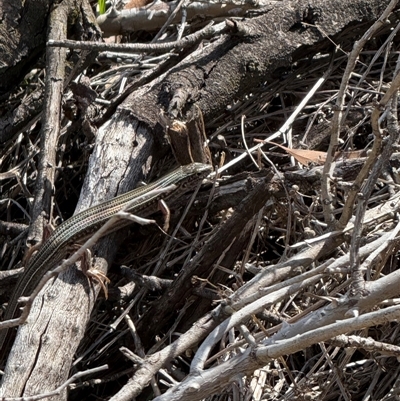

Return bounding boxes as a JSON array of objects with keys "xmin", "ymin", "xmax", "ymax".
[
  {"xmin": 334, "ymin": 150, "xmax": 366, "ymax": 160},
  {"xmin": 267, "ymin": 142, "xmax": 327, "ymax": 166}
]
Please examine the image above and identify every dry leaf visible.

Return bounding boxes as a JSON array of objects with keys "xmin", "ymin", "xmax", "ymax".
[
  {"xmin": 267, "ymin": 142, "xmax": 327, "ymax": 166},
  {"xmin": 334, "ymin": 150, "xmax": 366, "ymax": 160}
]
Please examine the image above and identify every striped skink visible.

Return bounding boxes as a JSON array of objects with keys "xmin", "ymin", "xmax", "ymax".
[{"xmin": 0, "ymin": 162, "xmax": 211, "ymax": 358}]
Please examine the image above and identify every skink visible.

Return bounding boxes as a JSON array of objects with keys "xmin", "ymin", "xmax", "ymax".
[{"xmin": 0, "ymin": 162, "xmax": 211, "ymax": 359}]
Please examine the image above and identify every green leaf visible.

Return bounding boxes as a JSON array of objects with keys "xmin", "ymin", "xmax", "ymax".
[{"xmin": 98, "ymin": 0, "xmax": 106, "ymax": 15}]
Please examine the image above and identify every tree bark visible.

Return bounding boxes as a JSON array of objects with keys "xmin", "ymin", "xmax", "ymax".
[{"xmin": 0, "ymin": 0, "xmax": 399, "ymax": 399}]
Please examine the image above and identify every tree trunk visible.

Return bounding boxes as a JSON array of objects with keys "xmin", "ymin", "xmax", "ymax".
[{"xmin": 1, "ymin": 0, "xmax": 400, "ymax": 399}]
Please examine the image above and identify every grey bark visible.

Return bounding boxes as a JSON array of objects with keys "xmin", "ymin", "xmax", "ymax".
[{"xmin": 0, "ymin": 0, "xmax": 398, "ymax": 399}]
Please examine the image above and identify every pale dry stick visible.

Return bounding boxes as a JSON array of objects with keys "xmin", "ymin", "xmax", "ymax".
[
  {"xmin": 241, "ymin": 114, "xmax": 259, "ymax": 170},
  {"xmin": 73, "ymin": 288, "xmax": 137, "ymax": 367},
  {"xmin": 205, "ymin": 280, "xmax": 350, "ymax": 368},
  {"xmin": 258, "ymin": 147, "xmax": 293, "ymax": 258},
  {"xmin": 152, "ymin": 0, "xmax": 186, "ymax": 43},
  {"xmin": 190, "ymin": 274, "xmax": 324, "ymax": 373},
  {"xmin": 124, "ymin": 315, "xmax": 161, "ymax": 397},
  {"xmin": 248, "ymin": 369, "xmax": 268, "ymax": 401},
  {"xmin": 28, "ymin": 4, "xmax": 68, "ymax": 245},
  {"xmin": 176, "ymin": 6, "xmax": 187, "ymax": 41},
  {"xmin": 209, "ymin": 72, "xmax": 329, "ymax": 177},
  {"xmin": 291, "ymin": 192, "xmax": 400, "ymax": 250},
  {"xmin": 111, "ymin": 200, "xmax": 400, "ymax": 400},
  {"xmin": 261, "ymin": 267, "xmax": 400, "ymax": 349},
  {"xmin": 361, "ymin": 219, "xmax": 400, "ymax": 278},
  {"xmin": 74, "ymin": 181, "xmax": 207, "ymax": 365},
  {"xmin": 0, "ymin": 365, "xmax": 109, "ymax": 401},
  {"xmin": 300, "ymin": 93, "xmax": 338, "ymax": 144},
  {"xmin": 323, "ymin": 0, "xmax": 398, "ymax": 228},
  {"xmin": 156, "ymin": 305, "xmax": 400, "ymax": 401},
  {"xmin": 156, "ymin": 369, "xmax": 179, "ymax": 388},
  {"xmin": 264, "ymin": 261, "xmax": 398, "ymax": 344},
  {"xmin": 111, "ymin": 313, "xmax": 219, "ymax": 401},
  {"xmin": 232, "ymin": 193, "xmax": 400, "ymax": 308},
  {"xmin": 48, "ymin": 21, "xmax": 218, "ymax": 53},
  {"xmin": 239, "ymin": 207, "xmax": 264, "ymax": 277},
  {"xmin": 319, "ymin": 342, "xmax": 351, "ymax": 401},
  {"xmin": 180, "ymin": 168, "xmax": 217, "ymax": 270},
  {"xmin": 125, "ymin": 315, "xmax": 145, "ymax": 358},
  {"xmin": 212, "ymin": 232, "xmax": 392, "ymax": 357},
  {"xmin": 371, "ymin": 67, "xmax": 400, "ymax": 135},
  {"xmin": 148, "ymin": 177, "xmax": 205, "ymax": 277},
  {"xmin": 342, "ymin": 22, "xmax": 400, "ymax": 122},
  {"xmin": 102, "ymin": 178, "xmax": 205, "ymax": 337},
  {"xmin": 381, "ymin": 299, "xmax": 400, "ymax": 305},
  {"xmin": 238, "ymin": 256, "xmax": 334, "ymax": 309},
  {"xmin": 287, "ymin": 344, "xmax": 344, "ymax": 400},
  {"xmin": 147, "ymin": 298, "xmax": 196, "ymax": 355},
  {"xmin": 120, "ymin": 346, "xmax": 143, "ymax": 365},
  {"xmin": 87, "ymin": 180, "xmax": 208, "ymax": 359},
  {"xmin": 115, "ymin": 225, "xmax": 387, "ymax": 400},
  {"xmin": 256, "ymin": 306, "xmax": 400, "ymax": 363},
  {"xmin": 331, "ymin": 334, "xmax": 400, "ymax": 358},
  {"xmin": 280, "ymin": 91, "xmax": 295, "ymax": 167},
  {"xmin": 0, "ymin": 185, "xmax": 176, "ymax": 334},
  {"xmin": 349, "ymin": 64, "xmax": 400, "ymax": 298},
  {"xmin": 379, "ymin": 41, "xmax": 392, "ymax": 96},
  {"xmin": 272, "ymin": 359, "xmax": 285, "ymax": 395},
  {"xmin": 238, "ymin": 324, "xmax": 257, "ymax": 347}
]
